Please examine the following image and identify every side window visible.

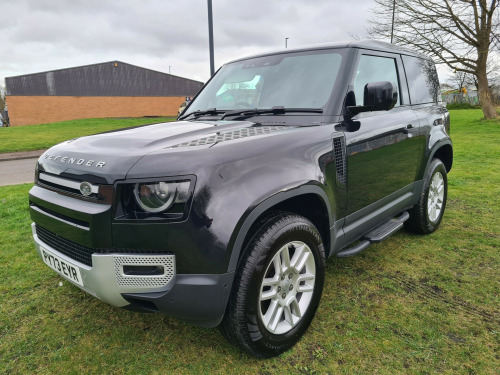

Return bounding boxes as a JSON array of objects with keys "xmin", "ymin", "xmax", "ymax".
[
  {"xmin": 353, "ymin": 55, "xmax": 400, "ymax": 107},
  {"xmin": 402, "ymin": 56, "xmax": 440, "ymax": 104}
]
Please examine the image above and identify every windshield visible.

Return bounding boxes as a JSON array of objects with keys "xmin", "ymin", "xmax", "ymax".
[{"xmin": 187, "ymin": 50, "xmax": 343, "ymax": 114}]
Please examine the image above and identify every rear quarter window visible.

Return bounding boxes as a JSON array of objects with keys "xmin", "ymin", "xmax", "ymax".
[{"xmin": 402, "ymin": 56, "xmax": 440, "ymax": 104}]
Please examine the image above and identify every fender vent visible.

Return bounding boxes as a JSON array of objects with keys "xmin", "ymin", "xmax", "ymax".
[
  {"xmin": 169, "ymin": 126, "xmax": 289, "ymax": 148},
  {"xmin": 333, "ymin": 136, "xmax": 346, "ymax": 184}
]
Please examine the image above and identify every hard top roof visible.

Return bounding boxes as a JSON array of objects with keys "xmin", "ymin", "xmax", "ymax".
[{"xmin": 226, "ymin": 40, "xmax": 431, "ymax": 65}]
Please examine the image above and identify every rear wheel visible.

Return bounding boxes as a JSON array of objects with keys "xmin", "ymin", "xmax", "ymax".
[
  {"xmin": 220, "ymin": 213, "xmax": 325, "ymax": 358},
  {"xmin": 406, "ymin": 158, "xmax": 448, "ymax": 234}
]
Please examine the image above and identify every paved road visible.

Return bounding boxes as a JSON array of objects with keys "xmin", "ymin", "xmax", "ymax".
[{"xmin": 0, "ymin": 158, "xmax": 37, "ymax": 186}]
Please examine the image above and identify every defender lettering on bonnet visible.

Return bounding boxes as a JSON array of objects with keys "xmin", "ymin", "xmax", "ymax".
[{"xmin": 44, "ymin": 154, "xmax": 106, "ymax": 168}]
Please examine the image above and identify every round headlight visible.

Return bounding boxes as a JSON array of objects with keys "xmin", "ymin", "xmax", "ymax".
[{"xmin": 134, "ymin": 182, "xmax": 176, "ymax": 213}]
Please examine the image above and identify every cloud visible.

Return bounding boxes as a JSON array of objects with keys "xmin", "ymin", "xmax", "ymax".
[{"xmin": 1, "ymin": 0, "xmax": 374, "ymax": 85}]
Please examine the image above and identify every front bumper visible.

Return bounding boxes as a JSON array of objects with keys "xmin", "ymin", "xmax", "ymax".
[{"xmin": 32, "ymin": 223, "xmax": 234, "ymax": 327}]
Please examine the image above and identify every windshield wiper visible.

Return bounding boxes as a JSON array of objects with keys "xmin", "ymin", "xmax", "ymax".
[
  {"xmin": 220, "ymin": 106, "xmax": 323, "ymax": 120},
  {"xmin": 179, "ymin": 108, "xmax": 226, "ymax": 120}
]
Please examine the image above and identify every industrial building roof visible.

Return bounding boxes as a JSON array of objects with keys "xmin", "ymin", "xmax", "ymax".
[{"xmin": 6, "ymin": 61, "xmax": 204, "ymax": 97}]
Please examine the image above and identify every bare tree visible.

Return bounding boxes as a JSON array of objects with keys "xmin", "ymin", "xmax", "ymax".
[
  {"xmin": 453, "ymin": 70, "xmax": 469, "ymax": 93},
  {"xmin": 0, "ymin": 85, "xmax": 6, "ymax": 112},
  {"xmin": 463, "ymin": 71, "xmax": 479, "ymax": 91},
  {"xmin": 369, "ymin": 0, "xmax": 499, "ymax": 119},
  {"xmin": 441, "ymin": 81, "xmax": 455, "ymax": 89}
]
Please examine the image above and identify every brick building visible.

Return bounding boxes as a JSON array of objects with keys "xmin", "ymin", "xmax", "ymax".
[{"xmin": 5, "ymin": 61, "xmax": 204, "ymax": 126}]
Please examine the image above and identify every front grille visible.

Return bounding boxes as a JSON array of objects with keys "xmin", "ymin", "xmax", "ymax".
[
  {"xmin": 36, "ymin": 172, "xmax": 113, "ymax": 204},
  {"xmin": 36, "ymin": 225, "xmax": 96, "ymax": 267},
  {"xmin": 37, "ymin": 172, "xmax": 99, "ymax": 200},
  {"xmin": 31, "ymin": 203, "xmax": 89, "ymax": 228},
  {"xmin": 35, "ymin": 225, "xmax": 172, "ymax": 268}
]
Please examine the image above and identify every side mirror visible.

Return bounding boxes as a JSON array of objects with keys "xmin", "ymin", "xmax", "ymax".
[
  {"xmin": 346, "ymin": 81, "xmax": 398, "ymax": 116},
  {"xmin": 364, "ymin": 81, "xmax": 398, "ymax": 111}
]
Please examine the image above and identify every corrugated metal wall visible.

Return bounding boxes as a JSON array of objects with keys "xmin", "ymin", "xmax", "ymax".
[{"xmin": 5, "ymin": 61, "xmax": 203, "ymax": 97}]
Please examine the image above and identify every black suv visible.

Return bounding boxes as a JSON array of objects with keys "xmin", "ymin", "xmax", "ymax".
[{"xmin": 29, "ymin": 40, "xmax": 452, "ymax": 358}]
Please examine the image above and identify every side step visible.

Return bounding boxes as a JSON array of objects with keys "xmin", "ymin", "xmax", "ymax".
[{"xmin": 336, "ymin": 211, "xmax": 409, "ymax": 258}]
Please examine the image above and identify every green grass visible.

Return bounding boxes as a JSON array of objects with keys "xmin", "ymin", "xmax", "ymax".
[
  {"xmin": 0, "ymin": 117, "xmax": 176, "ymax": 153},
  {"xmin": 445, "ymin": 102, "xmax": 482, "ymax": 110},
  {"xmin": 0, "ymin": 109, "xmax": 499, "ymax": 374}
]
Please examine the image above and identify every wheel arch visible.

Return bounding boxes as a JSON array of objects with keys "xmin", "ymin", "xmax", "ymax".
[
  {"xmin": 432, "ymin": 142, "xmax": 453, "ymax": 172},
  {"xmin": 227, "ymin": 184, "xmax": 333, "ymax": 273},
  {"xmin": 427, "ymin": 141, "xmax": 453, "ymax": 173}
]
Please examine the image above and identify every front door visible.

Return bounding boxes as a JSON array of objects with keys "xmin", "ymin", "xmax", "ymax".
[{"xmin": 342, "ymin": 52, "xmax": 424, "ymax": 241}]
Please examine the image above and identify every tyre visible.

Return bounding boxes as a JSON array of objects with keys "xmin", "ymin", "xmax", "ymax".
[
  {"xmin": 220, "ymin": 213, "xmax": 326, "ymax": 358},
  {"xmin": 406, "ymin": 158, "xmax": 448, "ymax": 234}
]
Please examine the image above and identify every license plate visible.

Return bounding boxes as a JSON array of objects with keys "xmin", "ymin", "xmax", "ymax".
[{"xmin": 41, "ymin": 247, "xmax": 84, "ymax": 287}]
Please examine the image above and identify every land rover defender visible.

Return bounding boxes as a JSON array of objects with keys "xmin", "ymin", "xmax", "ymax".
[{"xmin": 29, "ymin": 40, "xmax": 452, "ymax": 357}]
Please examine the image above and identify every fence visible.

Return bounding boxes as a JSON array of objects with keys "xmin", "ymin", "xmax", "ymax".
[{"xmin": 441, "ymin": 93, "xmax": 480, "ymax": 105}]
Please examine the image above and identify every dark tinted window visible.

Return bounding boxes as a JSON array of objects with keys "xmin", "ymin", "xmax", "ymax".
[
  {"xmin": 353, "ymin": 55, "xmax": 400, "ymax": 107},
  {"xmin": 402, "ymin": 56, "xmax": 440, "ymax": 104}
]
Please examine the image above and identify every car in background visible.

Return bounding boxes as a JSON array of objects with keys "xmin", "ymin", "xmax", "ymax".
[
  {"xmin": 178, "ymin": 101, "xmax": 188, "ymax": 116},
  {"xmin": 0, "ymin": 110, "xmax": 9, "ymax": 127}
]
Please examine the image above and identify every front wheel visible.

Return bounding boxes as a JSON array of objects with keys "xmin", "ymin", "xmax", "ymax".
[
  {"xmin": 220, "ymin": 213, "xmax": 325, "ymax": 358},
  {"xmin": 406, "ymin": 158, "xmax": 448, "ymax": 234}
]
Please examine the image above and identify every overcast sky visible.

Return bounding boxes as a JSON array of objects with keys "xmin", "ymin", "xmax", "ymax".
[
  {"xmin": 0, "ymin": 0, "xmax": 382, "ymax": 86},
  {"xmin": 1, "ymin": 0, "xmax": 462, "ymax": 90}
]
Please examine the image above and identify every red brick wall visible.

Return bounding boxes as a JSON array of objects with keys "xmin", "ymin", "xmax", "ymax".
[{"xmin": 6, "ymin": 96, "xmax": 186, "ymax": 126}]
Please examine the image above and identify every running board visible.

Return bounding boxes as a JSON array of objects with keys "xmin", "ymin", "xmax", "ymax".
[{"xmin": 336, "ymin": 211, "xmax": 409, "ymax": 258}]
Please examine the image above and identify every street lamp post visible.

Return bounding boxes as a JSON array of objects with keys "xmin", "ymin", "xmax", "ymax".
[
  {"xmin": 207, "ymin": 0, "xmax": 215, "ymax": 76},
  {"xmin": 285, "ymin": 37, "xmax": 289, "ymax": 48},
  {"xmin": 391, "ymin": 0, "xmax": 396, "ymax": 43},
  {"xmin": 169, "ymin": 66, "xmax": 172, "ymax": 74}
]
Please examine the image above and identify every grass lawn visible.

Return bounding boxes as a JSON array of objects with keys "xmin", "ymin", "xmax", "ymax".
[
  {"xmin": 0, "ymin": 117, "xmax": 176, "ymax": 153},
  {"xmin": 0, "ymin": 109, "xmax": 498, "ymax": 374}
]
